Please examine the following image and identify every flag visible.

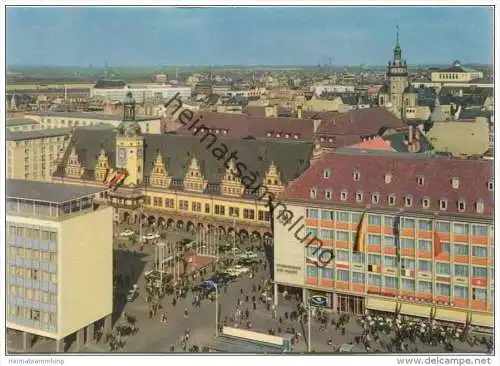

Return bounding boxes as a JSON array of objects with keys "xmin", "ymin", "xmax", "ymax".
[
  {"xmin": 105, "ymin": 170, "xmax": 117, "ymax": 186},
  {"xmin": 354, "ymin": 212, "xmax": 366, "ymax": 252},
  {"xmin": 433, "ymin": 231, "xmax": 442, "ymax": 257}
]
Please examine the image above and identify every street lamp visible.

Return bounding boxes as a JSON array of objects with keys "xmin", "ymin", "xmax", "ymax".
[
  {"xmin": 232, "ymin": 213, "xmax": 237, "ymax": 260},
  {"xmin": 208, "ymin": 281, "xmax": 219, "ymax": 337}
]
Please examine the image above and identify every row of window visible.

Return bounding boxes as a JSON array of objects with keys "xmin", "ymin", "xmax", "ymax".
[
  {"xmin": 8, "ymin": 266, "xmax": 57, "ymax": 283},
  {"xmin": 307, "ymin": 268, "xmax": 491, "ymax": 300},
  {"xmin": 8, "ymin": 306, "xmax": 57, "ymax": 325},
  {"xmin": 9, "ymin": 286, "xmax": 57, "ymax": 304},
  {"xmin": 305, "ymin": 210, "xmax": 492, "ymax": 236},
  {"xmin": 306, "ymin": 249, "xmax": 492, "ymax": 278},
  {"xmin": 8, "ymin": 247, "xmax": 57, "ymax": 262},
  {"xmin": 6, "ymin": 225, "xmax": 58, "ymax": 241}
]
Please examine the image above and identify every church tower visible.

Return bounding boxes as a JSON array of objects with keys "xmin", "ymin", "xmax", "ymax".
[
  {"xmin": 115, "ymin": 92, "xmax": 144, "ymax": 186},
  {"xmin": 387, "ymin": 25, "xmax": 409, "ymax": 114}
]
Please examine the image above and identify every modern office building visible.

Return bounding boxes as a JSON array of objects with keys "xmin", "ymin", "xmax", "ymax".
[
  {"xmin": 25, "ymin": 111, "xmax": 162, "ymax": 134},
  {"xmin": 6, "ymin": 179, "xmax": 113, "ymax": 352},
  {"xmin": 7, "ymin": 118, "xmax": 40, "ymax": 132},
  {"xmin": 6, "ymin": 128, "xmax": 73, "ymax": 181},
  {"xmin": 90, "ymin": 84, "xmax": 191, "ymax": 103},
  {"xmin": 273, "ymin": 149, "xmax": 493, "ymax": 329}
]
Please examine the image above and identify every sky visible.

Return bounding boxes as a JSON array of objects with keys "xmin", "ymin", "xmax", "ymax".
[{"xmin": 6, "ymin": 6, "xmax": 494, "ymax": 67}]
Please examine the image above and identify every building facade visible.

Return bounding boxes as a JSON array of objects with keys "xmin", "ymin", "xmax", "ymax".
[
  {"xmin": 274, "ymin": 150, "xmax": 493, "ymax": 328},
  {"xmin": 51, "ymin": 93, "xmax": 315, "ymax": 240},
  {"xmin": 7, "ymin": 128, "xmax": 73, "ymax": 181},
  {"xmin": 7, "ymin": 119, "xmax": 40, "ymax": 132},
  {"xmin": 90, "ymin": 85, "xmax": 191, "ymax": 102},
  {"xmin": 6, "ymin": 180, "xmax": 113, "ymax": 352},
  {"xmin": 430, "ymin": 61, "xmax": 484, "ymax": 83},
  {"xmin": 25, "ymin": 111, "xmax": 162, "ymax": 134}
]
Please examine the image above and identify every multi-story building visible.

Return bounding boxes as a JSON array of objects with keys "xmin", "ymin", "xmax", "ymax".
[
  {"xmin": 7, "ymin": 119, "xmax": 40, "ymax": 132},
  {"xmin": 6, "ymin": 179, "xmax": 113, "ymax": 352},
  {"xmin": 90, "ymin": 83, "xmax": 191, "ymax": 102},
  {"xmin": 274, "ymin": 149, "xmax": 493, "ymax": 329},
  {"xmin": 25, "ymin": 111, "xmax": 162, "ymax": 134},
  {"xmin": 6, "ymin": 128, "xmax": 72, "ymax": 181},
  {"xmin": 430, "ymin": 61, "xmax": 484, "ymax": 83},
  {"xmin": 51, "ymin": 92, "xmax": 315, "ymax": 240}
]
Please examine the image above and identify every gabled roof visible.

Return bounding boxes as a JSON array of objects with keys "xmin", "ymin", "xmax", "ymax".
[
  {"xmin": 346, "ymin": 136, "xmax": 395, "ymax": 152},
  {"xmin": 55, "ymin": 128, "xmax": 314, "ymax": 188},
  {"xmin": 280, "ymin": 150, "xmax": 493, "ymax": 218}
]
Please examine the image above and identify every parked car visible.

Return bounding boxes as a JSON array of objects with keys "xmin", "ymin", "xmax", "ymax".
[
  {"xmin": 226, "ymin": 265, "xmax": 251, "ymax": 276},
  {"xmin": 127, "ymin": 287, "xmax": 139, "ymax": 302},
  {"xmin": 142, "ymin": 233, "xmax": 160, "ymax": 241},
  {"xmin": 119, "ymin": 229, "xmax": 135, "ymax": 237},
  {"xmin": 240, "ymin": 251, "xmax": 258, "ymax": 260}
]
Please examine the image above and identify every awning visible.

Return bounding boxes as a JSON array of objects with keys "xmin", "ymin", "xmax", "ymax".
[
  {"xmin": 399, "ymin": 303, "xmax": 432, "ymax": 318},
  {"xmin": 470, "ymin": 312, "xmax": 493, "ymax": 328},
  {"xmin": 435, "ymin": 308, "xmax": 467, "ymax": 324},
  {"xmin": 366, "ymin": 296, "xmax": 398, "ymax": 313}
]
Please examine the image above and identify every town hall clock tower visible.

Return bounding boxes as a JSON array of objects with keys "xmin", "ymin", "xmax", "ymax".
[
  {"xmin": 387, "ymin": 25, "xmax": 410, "ymax": 114},
  {"xmin": 115, "ymin": 92, "xmax": 144, "ymax": 186}
]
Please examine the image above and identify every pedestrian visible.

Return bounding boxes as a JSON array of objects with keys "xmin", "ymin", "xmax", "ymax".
[
  {"xmin": 253, "ymin": 302, "xmax": 257, "ymax": 310},
  {"xmin": 184, "ymin": 308, "xmax": 189, "ymax": 319}
]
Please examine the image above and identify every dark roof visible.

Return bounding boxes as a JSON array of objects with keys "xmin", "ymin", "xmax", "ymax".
[
  {"xmin": 175, "ymin": 111, "xmax": 315, "ymax": 141},
  {"xmin": 281, "ymin": 150, "xmax": 493, "ymax": 218},
  {"xmin": 7, "ymin": 128, "xmax": 72, "ymax": 141},
  {"xmin": 27, "ymin": 111, "xmax": 160, "ymax": 121},
  {"xmin": 210, "ymin": 335, "xmax": 284, "ymax": 353},
  {"xmin": 382, "ymin": 130, "xmax": 434, "ymax": 153},
  {"xmin": 469, "ymin": 77, "xmax": 494, "ymax": 84},
  {"xmin": 459, "ymin": 108, "xmax": 492, "ymax": 120},
  {"xmin": 55, "ymin": 129, "xmax": 314, "ymax": 188},
  {"xmin": 315, "ymin": 107, "xmax": 408, "ymax": 147},
  {"xmin": 6, "ymin": 119, "xmax": 39, "ymax": 126},
  {"xmin": 94, "ymin": 79, "xmax": 126, "ymax": 89},
  {"xmin": 7, "ymin": 179, "xmax": 106, "ymax": 203}
]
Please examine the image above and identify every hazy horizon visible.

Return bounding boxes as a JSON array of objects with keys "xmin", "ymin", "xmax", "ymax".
[{"xmin": 7, "ymin": 7, "xmax": 494, "ymax": 67}]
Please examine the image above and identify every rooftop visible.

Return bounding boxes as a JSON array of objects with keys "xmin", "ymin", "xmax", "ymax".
[
  {"xmin": 26, "ymin": 111, "xmax": 160, "ymax": 121},
  {"xmin": 6, "ymin": 118, "xmax": 40, "ymax": 127},
  {"xmin": 6, "ymin": 127, "xmax": 72, "ymax": 141},
  {"xmin": 7, "ymin": 179, "xmax": 107, "ymax": 204}
]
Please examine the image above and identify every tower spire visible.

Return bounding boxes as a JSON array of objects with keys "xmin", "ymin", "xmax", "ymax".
[{"xmin": 396, "ymin": 24, "xmax": 400, "ymax": 46}]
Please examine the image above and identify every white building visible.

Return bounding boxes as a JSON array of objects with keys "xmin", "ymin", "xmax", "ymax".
[{"xmin": 90, "ymin": 84, "xmax": 191, "ymax": 103}]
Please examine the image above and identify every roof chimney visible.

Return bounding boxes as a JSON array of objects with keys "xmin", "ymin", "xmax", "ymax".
[
  {"xmin": 313, "ymin": 119, "xmax": 322, "ymax": 133},
  {"xmin": 408, "ymin": 125, "xmax": 413, "ymax": 144}
]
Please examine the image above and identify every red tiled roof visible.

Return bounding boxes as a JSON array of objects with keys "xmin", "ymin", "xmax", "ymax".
[
  {"xmin": 316, "ymin": 107, "xmax": 407, "ymax": 137},
  {"xmin": 175, "ymin": 111, "xmax": 315, "ymax": 141},
  {"xmin": 281, "ymin": 151, "xmax": 493, "ymax": 218},
  {"xmin": 347, "ymin": 136, "xmax": 396, "ymax": 151}
]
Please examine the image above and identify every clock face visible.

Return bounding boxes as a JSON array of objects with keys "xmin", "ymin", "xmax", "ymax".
[{"xmin": 117, "ymin": 147, "xmax": 127, "ymax": 167}]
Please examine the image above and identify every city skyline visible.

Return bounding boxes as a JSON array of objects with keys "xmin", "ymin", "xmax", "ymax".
[{"xmin": 7, "ymin": 6, "xmax": 494, "ymax": 67}]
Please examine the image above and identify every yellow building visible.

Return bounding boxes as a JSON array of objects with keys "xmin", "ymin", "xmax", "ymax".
[
  {"xmin": 6, "ymin": 128, "xmax": 72, "ymax": 181},
  {"xmin": 51, "ymin": 92, "xmax": 315, "ymax": 240},
  {"xmin": 430, "ymin": 61, "xmax": 484, "ymax": 83},
  {"xmin": 25, "ymin": 111, "xmax": 162, "ymax": 134},
  {"xmin": 6, "ymin": 179, "xmax": 113, "ymax": 352},
  {"xmin": 6, "ymin": 119, "xmax": 40, "ymax": 132}
]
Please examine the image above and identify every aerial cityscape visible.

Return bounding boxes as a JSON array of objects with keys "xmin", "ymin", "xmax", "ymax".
[{"xmin": 4, "ymin": 5, "xmax": 495, "ymax": 357}]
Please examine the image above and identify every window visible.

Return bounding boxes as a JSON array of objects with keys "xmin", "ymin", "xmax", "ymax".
[
  {"xmin": 325, "ymin": 190, "xmax": 332, "ymax": 200},
  {"xmin": 436, "ymin": 262, "xmax": 450, "ymax": 275},
  {"xmin": 353, "ymin": 170, "xmax": 360, "ymax": 181},
  {"xmin": 309, "ymin": 188, "xmax": 317, "ymax": 199},
  {"xmin": 368, "ymin": 274, "xmax": 382, "ymax": 286},
  {"xmin": 336, "ymin": 250, "xmax": 349, "ymax": 262},
  {"xmin": 306, "ymin": 209, "xmax": 318, "ymax": 218},
  {"xmin": 472, "ymin": 267, "xmax": 488, "ymax": 278},
  {"xmin": 384, "ymin": 216, "xmax": 394, "ymax": 228},
  {"xmin": 419, "ymin": 281, "xmax": 432, "ymax": 293},
  {"xmin": 320, "ymin": 267, "xmax": 334, "ymax": 279},
  {"xmin": 471, "ymin": 224, "xmax": 488, "ymax": 236},
  {"xmin": 355, "ymin": 191, "xmax": 363, "ymax": 202},
  {"xmin": 457, "ymin": 200, "xmax": 466, "ymax": 212},
  {"xmin": 454, "ymin": 244, "xmax": 469, "ymax": 256},
  {"xmin": 454, "ymin": 286, "xmax": 468, "ymax": 299},
  {"xmin": 384, "ymin": 173, "xmax": 392, "ymax": 183},
  {"xmin": 336, "ymin": 269, "xmax": 349, "ymax": 281},
  {"xmin": 472, "ymin": 246, "xmax": 487, "ymax": 257},
  {"xmin": 401, "ymin": 258, "xmax": 415, "ymax": 270},
  {"xmin": 351, "ymin": 213, "xmax": 362, "ymax": 223},
  {"xmin": 436, "ymin": 283, "xmax": 450, "ymax": 296},
  {"xmin": 371, "ymin": 193, "xmax": 380, "ymax": 204},
  {"xmin": 422, "ymin": 197, "xmax": 430, "ymax": 209},
  {"xmin": 487, "ymin": 179, "xmax": 493, "ymax": 191},
  {"xmin": 454, "ymin": 264, "xmax": 469, "ymax": 277},
  {"xmin": 452, "ymin": 177, "xmax": 460, "ymax": 189},
  {"xmin": 401, "ymin": 238, "xmax": 415, "ymax": 250},
  {"xmin": 368, "ymin": 214, "xmax": 381, "ymax": 226},
  {"xmin": 352, "ymin": 252, "xmax": 364, "ymax": 263},
  {"xmin": 319, "ymin": 229, "xmax": 334, "ymax": 240},
  {"xmin": 321, "ymin": 210, "xmax": 334, "ymax": 220},
  {"xmin": 30, "ymin": 309, "xmax": 40, "ymax": 321},
  {"xmin": 215, "ymin": 205, "xmax": 225, "ymax": 215},
  {"xmin": 383, "ymin": 256, "xmax": 397, "ymax": 267},
  {"xmin": 453, "ymin": 223, "xmax": 468, "ymax": 235},
  {"xmin": 417, "ymin": 175, "xmax": 425, "ymax": 186},
  {"xmin": 388, "ymin": 194, "xmax": 396, "ymax": 206},
  {"xmin": 205, "ymin": 203, "xmax": 210, "ymax": 213},
  {"xmin": 368, "ymin": 234, "xmax": 381, "ymax": 245},
  {"xmin": 352, "ymin": 272, "xmax": 365, "ymax": 284},
  {"xmin": 323, "ymin": 169, "xmax": 331, "ymax": 179},
  {"xmin": 472, "ymin": 288, "xmax": 486, "ymax": 300},
  {"xmin": 402, "ymin": 279, "xmax": 415, "ymax": 291},
  {"xmin": 229, "ymin": 207, "xmax": 240, "ymax": 217},
  {"xmin": 439, "ymin": 199, "xmax": 448, "ymax": 211},
  {"xmin": 368, "ymin": 254, "xmax": 381, "ymax": 265},
  {"xmin": 336, "ymin": 211, "xmax": 349, "ymax": 222},
  {"xmin": 243, "ymin": 209, "xmax": 255, "ymax": 219},
  {"xmin": 383, "ymin": 235, "xmax": 396, "ymax": 247},
  {"xmin": 402, "ymin": 218, "xmax": 415, "ymax": 229},
  {"xmin": 418, "ymin": 260, "xmax": 432, "ymax": 272},
  {"xmin": 307, "ymin": 228, "xmax": 319, "ymax": 237},
  {"xmin": 418, "ymin": 219, "xmax": 432, "ymax": 232},
  {"xmin": 340, "ymin": 190, "xmax": 348, "ymax": 201},
  {"xmin": 384, "ymin": 276, "xmax": 397, "ymax": 288},
  {"xmin": 436, "ymin": 222, "xmax": 450, "ymax": 233},
  {"xmin": 307, "ymin": 266, "xmax": 318, "ymax": 277},
  {"xmin": 476, "ymin": 200, "xmax": 484, "ymax": 214},
  {"xmin": 404, "ymin": 195, "xmax": 413, "ymax": 207},
  {"xmin": 418, "ymin": 240, "xmax": 432, "ymax": 252}
]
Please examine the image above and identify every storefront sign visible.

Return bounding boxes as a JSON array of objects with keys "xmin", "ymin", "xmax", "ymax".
[
  {"xmin": 309, "ymin": 290, "xmax": 332, "ymax": 308},
  {"xmin": 276, "ymin": 264, "xmax": 301, "ymax": 274}
]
